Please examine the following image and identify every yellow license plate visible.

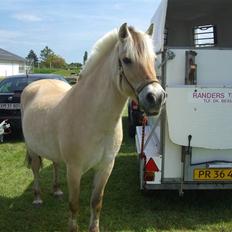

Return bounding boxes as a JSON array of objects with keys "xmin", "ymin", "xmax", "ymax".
[{"xmin": 193, "ymin": 168, "xmax": 232, "ymax": 181}]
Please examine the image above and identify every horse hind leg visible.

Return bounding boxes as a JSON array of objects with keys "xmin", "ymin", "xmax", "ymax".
[
  {"xmin": 52, "ymin": 162, "xmax": 63, "ymax": 197},
  {"xmin": 89, "ymin": 158, "xmax": 115, "ymax": 232},
  {"xmin": 26, "ymin": 150, "xmax": 43, "ymax": 205}
]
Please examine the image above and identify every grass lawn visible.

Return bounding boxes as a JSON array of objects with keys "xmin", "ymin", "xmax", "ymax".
[
  {"xmin": 1, "ymin": 117, "xmax": 232, "ymax": 232},
  {"xmin": 33, "ymin": 68, "xmax": 80, "ymax": 77}
]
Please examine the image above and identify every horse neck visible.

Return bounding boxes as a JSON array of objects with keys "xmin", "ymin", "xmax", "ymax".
[{"xmin": 72, "ymin": 49, "xmax": 128, "ymax": 127}]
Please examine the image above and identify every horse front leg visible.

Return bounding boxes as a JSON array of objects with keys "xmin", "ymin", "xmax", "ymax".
[
  {"xmin": 89, "ymin": 158, "xmax": 115, "ymax": 232},
  {"xmin": 52, "ymin": 162, "xmax": 63, "ymax": 197},
  {"xmin": 67, "ymin": 164, "xmax": 82, "ymax": 232}
]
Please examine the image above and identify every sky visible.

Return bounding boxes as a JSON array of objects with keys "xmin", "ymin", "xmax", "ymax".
[{"xmin": 0, "ymin": 0, "xmax": 161, "ymax": 63}]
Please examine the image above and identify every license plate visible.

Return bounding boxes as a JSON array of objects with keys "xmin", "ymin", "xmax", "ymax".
[
  {"xmin": 0, "ymin": 103, "xmax": 20, "ymax": 110},
  {"xmin": 194, "ymin": 168, "xmax": 232, "ymax": 181}
]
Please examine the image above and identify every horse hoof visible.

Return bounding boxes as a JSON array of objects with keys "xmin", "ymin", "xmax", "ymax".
[
  {"xmin": 89, "ymin": 225, "xmax": 99, "ymax": 232},
  {"xmin": 89, "ymin": 227, "xmax": 99, "ymax": 232},
  {"xmin": 68, "ymin": 220, "xmax": 78, "ymax": 232},
  {"xmin": 33, "ymin": 199, "xmax": 43, "ymax": 206},
  {"xmin": 70, "ymin": 228, "xmax": 78, "ymax": 232},
  {"xmin": 53, "ymin": 190, "xmax": 64, "ymax": 197}
]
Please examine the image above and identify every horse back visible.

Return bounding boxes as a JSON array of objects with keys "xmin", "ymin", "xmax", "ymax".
[{"xmin": 21, "ymin": 79, "xmax": 71, "ymax": 112}]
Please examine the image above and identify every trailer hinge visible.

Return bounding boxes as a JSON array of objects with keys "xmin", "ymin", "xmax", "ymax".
[{"xmin": 157, "ymin": 49, "xmax": 175, "ymax": 69}]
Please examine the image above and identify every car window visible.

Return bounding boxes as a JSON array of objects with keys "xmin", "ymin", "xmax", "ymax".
[
  {"xmin": 0, "ymin": 80, "xmax": 12, "ymax": 93},
  {"xmin": 15, "ymin": 79, "xmax": 28, "ymax": 91},
  {"xmin": 0, "ymin": 78, "xmax": 28, "ymax": 93},
  {"xmin": 0, "ymin": 79, "xmax": 16, "ymax": 93},
  {"xmin": 0, "ymin": 75, "xmax": 68, "ymax": 93}
]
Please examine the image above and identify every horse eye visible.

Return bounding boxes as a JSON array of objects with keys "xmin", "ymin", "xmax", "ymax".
[{"xmin": 122, "ymin": 57, "xmax": 132, "ymax": 64}]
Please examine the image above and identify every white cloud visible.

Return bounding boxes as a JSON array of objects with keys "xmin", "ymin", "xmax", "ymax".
[
  {"xmin": 0, "ymin": 29, "xmax": 24, "ymax": 41},
  {"xmin": 112, "ymin": 3, "xmax": 123, "ymax": 10},
  {"xmin": 12, "ymin": 13, "xmax": 42, "ymax": 22}
]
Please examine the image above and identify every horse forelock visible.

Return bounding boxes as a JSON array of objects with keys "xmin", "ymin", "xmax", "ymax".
[
  {"xmin": 124, "ymin": 27, "xmax": 157, "ymax": 81},
  {"xmin": 126, "ymin": 26, "xmax": 155, "ymax": 63}
]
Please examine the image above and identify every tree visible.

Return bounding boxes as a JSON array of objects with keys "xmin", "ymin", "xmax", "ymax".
[
  {"xmin": 83, "ymin": 51, "xmax": 88, "ymax": 65},
  {"xmin": 39, "ymin": 46, "xmax": 67, "ymax": 69},
  {"xmin": 40, "ymin": 46, "xmax": 54, "ymax": 63},
  {"xmin": 26, "ymin": 49, "xmax": 38, "ymax": 67},
  {"xmin": 50, "ymin": 54, "xmax": 66, "ymax": 68},
  {"xmin": 67, "ymin": 62, "xmax": 82, "ymax": 75},
  {"xmin": 68, "ymin": 62, "xmax": 82, "ymax": 69},
  {"xmin": 43, "ymin": 54, "xmax": 66, "ymax": 69}
]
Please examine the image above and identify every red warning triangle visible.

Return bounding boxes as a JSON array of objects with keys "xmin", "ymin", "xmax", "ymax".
[{"xmin": 145, "ymin": 158, "xmax": 159, "ymax": 172}]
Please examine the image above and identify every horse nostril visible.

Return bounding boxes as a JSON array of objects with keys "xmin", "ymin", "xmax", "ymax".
[
  {"xmin": 146, "ymin": 92, "xmax": 165, "ymax": 107},
  {"xmin": 146, "ymin": 92, "xmax": 156, "ymax": 105}
]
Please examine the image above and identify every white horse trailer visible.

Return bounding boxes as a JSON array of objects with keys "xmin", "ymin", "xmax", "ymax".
[{"xmin": 136, "ymin": 0, "xmax": 232, "ymax": 194}]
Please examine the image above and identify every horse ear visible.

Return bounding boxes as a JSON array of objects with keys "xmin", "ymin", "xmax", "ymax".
[
  {"xmin": 146, "ymin": 23, "xmax": 154, "ymax": 36},
  {"xmin": 119, "ymin": 23, "xmax": 129, "ymax": 41}
]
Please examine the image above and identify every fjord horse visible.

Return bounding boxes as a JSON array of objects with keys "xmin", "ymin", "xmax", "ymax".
[{"xmin": 21, "ymin": 23, "xmax": 166, "ymax": 232}]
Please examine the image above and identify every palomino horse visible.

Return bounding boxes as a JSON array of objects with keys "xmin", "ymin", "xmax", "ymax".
[{"xmin": 21, "ymin": 23, "xmax": 166, "ymax": 232}]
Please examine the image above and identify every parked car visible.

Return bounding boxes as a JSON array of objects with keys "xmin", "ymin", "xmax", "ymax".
[
  {"xmin": 127, "ymin": 99, "xmax": 145, "ymax": 137},
  {"xmin": 0, "ymin": 74, "xmax": 68, "ymax": 134}
]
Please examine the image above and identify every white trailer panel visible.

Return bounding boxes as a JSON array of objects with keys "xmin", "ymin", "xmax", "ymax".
[{"xmin": 166, "ymin": 86, "xmax": 232, "ymax": 149}]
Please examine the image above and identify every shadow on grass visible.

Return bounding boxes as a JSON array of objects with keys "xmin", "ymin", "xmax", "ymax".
[{"xmin": 0, "ymin": 117, "xmax": 232, "ymax": 231}]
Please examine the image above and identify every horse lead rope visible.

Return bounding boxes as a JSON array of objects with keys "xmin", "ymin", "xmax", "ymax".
[{"xmin": 140, "ymin": 116, "xmax": 147, "ymax": 159}]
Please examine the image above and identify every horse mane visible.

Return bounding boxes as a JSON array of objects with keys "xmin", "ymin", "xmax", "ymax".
[{"xmin": 80, "ymin": 29, "xmax": 118, "ymax": 77}]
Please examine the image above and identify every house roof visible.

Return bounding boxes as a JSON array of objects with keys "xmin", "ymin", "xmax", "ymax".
[{"xmin": 0, "ymin": 48, "xmax": 25, "ymax": 63}]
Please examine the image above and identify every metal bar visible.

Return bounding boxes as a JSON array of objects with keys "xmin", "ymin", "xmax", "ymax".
[
  {"xmin": 196, "ymin": 44, "xmax": 215, "ymax": 46},
  {"xmin": 194, "ymin": 32, "xmax": 214, "ymax": 35},
  {"xmin": 194, "ymin": 37, "xmax": 215, "ymax": 41},
  {"xmin": 208, "ymin": 163, "xmax": 232, "ymax": 168},
  {"xmin": 145, "ymin": 182, "xmax": 232, "ymax": 190}
]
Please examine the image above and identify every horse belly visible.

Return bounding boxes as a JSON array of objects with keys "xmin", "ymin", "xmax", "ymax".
[{"xmin": 23, "ymin": 106, "xmax": 62, "ymax": 162}]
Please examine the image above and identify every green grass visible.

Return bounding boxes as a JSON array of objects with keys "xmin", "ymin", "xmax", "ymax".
[
  {"xmin": 33, "ymin": 68, "xmax": 80, "ymax": 77},
  {"xmin": 1, "ymin": 118, "xmax": 232, "ymax": 232}
]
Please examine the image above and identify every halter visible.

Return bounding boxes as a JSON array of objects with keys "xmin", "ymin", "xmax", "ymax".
[{"xmin": 118, "ymin": 59, "xmax": 159, "ymax": 100}]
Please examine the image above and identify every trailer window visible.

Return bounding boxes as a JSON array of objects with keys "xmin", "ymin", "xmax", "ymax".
[{"xmin": 193, "ymin": 25, "xmax": 217, "ymax": 48}]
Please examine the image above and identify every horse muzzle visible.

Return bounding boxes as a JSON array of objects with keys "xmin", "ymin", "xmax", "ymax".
[{"xmin": 138, "ymin": 83, "xmax": 166, "ymax": 116}]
